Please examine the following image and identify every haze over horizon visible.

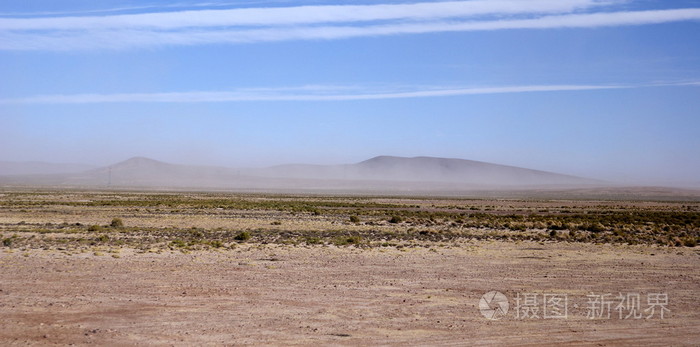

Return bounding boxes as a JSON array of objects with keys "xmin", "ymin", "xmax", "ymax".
[{"xmin": 1, "ymin": 0, "xmax": 699, "ymax": 186}]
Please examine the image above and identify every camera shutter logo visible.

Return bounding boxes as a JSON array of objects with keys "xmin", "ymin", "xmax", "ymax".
[{"xmin": 479, "ymin": 291, "xmax": 509, "ymax": 320}]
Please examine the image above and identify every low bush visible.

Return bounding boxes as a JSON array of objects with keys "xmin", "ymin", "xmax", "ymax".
[
  {"xmin": 334, "ymin": 235, "xmax": 363, "ymax": 246},
  {"xmin": 170, "ymin": 239, "xmax": 187, "ymax": 248},
  {"xmin": 234, "ymin": 231, "xmax": 251, "ymax": 241},
  {"xmin": 305, "ymin": 237, "xmax": 322, "ymax": 245},
  {"xmin": 110, "ymin": 218, "xmax": 124, "ymax": 228},
  {"xmin": 388, "ymin": 216, "xmax": 403, "ymax": 224},
  {"xmin": 683, "ymin": 237, "xmax": 697, "ymax": 247},
  {"xmin": 2, "ymin": 237, "xmax": 13, "ymax": 247}
]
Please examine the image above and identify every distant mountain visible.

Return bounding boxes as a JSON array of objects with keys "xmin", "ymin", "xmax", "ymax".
[
  {"xmin": 84, "ymin": 157, "xmax": 237, "ymax": 186},
  {"xmin": 251, "ymin": 155, "xmax": 598, "ymax": 186},
  {"xmin": 0, "ymin": 155, "xmax": 602, "ymax": 191},
  {"xmin": 356, "ymin": 156, "xmax": 594, "ymax": 185},
  {"xmin": 0, "ymin": 161, "xmax": 95, "ymax": 176}
]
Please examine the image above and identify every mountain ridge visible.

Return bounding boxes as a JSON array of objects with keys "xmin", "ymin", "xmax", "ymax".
[
  {"xmin": 257, "ymin": 155, "xmax": 597, "ymax": 185},
  {"xmin": 0, "ymin": 155, "xmax": 603, "ymax": 191}
]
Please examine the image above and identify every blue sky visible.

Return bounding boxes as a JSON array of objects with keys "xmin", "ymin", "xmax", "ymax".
[{"xmin": 1, "ymin": 0, "xmax": 699, "ymax": 185}]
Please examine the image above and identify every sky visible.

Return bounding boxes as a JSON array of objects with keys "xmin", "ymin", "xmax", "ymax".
[{"xmin": 1, "ymin": 0, "xmax": 699, "ymax": 185}]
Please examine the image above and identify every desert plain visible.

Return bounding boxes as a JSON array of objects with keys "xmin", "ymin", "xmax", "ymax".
[{"xmin": 1, "ymin": 188, "xmax": 699, "ymax": 345}]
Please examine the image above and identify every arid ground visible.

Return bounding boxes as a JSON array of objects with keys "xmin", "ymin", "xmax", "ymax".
[{"xmin": 1, "ymin": 189, "xmax": 699, "ymax": 345}]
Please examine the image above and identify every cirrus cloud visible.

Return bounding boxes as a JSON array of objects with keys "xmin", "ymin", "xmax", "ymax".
[
  {"xmin": 2, "ymin": 0, "xmax": 699, "ymax": 51},
  {"xmin": 1, "ymin": 82, "xmax": 697, "ymax": 104}
]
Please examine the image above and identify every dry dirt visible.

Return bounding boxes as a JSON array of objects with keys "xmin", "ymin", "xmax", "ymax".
[
  {"xmin": 1, "ymin": 241, "xmax": 699, "ymax": 346},
  {"xmin": 1, "ymin": 189, "xmax": 699, "ymax": 345}
]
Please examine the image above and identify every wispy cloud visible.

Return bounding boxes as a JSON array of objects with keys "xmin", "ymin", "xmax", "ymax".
[
  {"xmin": 2, "ymin": 0, "xmax": 698, "ymax": 51},
  {"xmin": 0, "ymin": 2, "xmax": 239, "ymax": 17},
  {"xmin": 0, "ymin": 1, "xmax": 344, "ymax": 17},
  {"xmin": 0, "ymin": 1, "xmax": 605, "ymax": 30},
  {"xmin": 1, "ymin": 82, "xmax": 696, "ymax": 104}
]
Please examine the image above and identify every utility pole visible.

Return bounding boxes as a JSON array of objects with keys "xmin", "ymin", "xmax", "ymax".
[{"xmin": 108, "ymin": 166, "xmax": 112, "ymax": 186}]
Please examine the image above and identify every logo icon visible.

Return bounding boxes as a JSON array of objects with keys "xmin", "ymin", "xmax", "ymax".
[{"xmin": 479, "ymin": 291, "xmax": 509, "ymax": 320}]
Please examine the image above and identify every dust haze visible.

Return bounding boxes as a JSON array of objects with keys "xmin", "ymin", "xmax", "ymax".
[{"xmin": 0, "ymin": 155, "xmax": 603, "ymax": 192}]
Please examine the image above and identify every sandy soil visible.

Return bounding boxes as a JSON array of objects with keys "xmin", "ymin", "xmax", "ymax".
[{"xmin": 2, "ymin": 241, "xmax": 699, "ymax": 346}]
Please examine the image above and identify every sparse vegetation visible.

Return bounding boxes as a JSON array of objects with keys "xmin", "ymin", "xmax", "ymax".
[
  {"xmin": 2, "ymin": 236, "xmax": 16, "ymax": 247},
  {"xmin": 170, "ymin": 239, "xmax": 187, "ymax": 248},
  {"xmin": 304, "ymin": 237, "xmax": 322, "ymax": 245},
  {"xmin": 234, "ymin": 231, "xmax": 251, "ymax": 242},
  {"xmin": 0, "ymin": 190, "xmax": 697, "ymax": 250},
  {"xmin": 683, "ymin": 237, "xmax": 697, "ymax": 247},
  {"xmin": 334, "ymin": 235, "xmax": 363, "ymax": 246},
  {"xmin": 110, "ymin": 218, "xmax": 124, "ymax": 228},
  {"xmin": 388, "ymin": 216, "xmax": 403, "ymax": 224}
]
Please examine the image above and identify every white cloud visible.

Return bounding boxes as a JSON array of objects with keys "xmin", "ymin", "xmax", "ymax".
[
  {"xmin": 2, "ymin": 7, "xmax": 700, "ymax": 51},
  {"xmin": 2, "ymin": 82, "xmax": 696, "ymax": 104},
  {"xmin": 0, "ymin": 1, "xmax": 603, "ymax": 30},
  {"xmin": 0, "ymin": 1, "xmax": 698, "ymax": 51},
  {"xmin": 0, "ymin": 1, "xmax": 271, "ymax": 17}
]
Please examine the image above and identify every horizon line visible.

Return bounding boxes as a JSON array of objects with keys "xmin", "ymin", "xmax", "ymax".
[{"xmin": 1, "ymin": 82, "xmax": 699, "ymax": 104}]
